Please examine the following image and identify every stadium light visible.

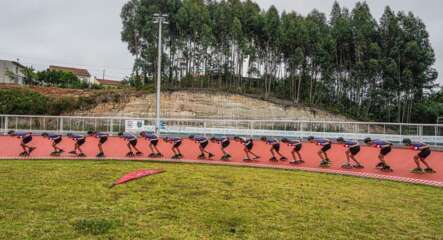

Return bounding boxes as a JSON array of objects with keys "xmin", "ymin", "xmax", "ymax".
[{"xmin": 153, "ymin": 13, "xmax": 168, "ymax": 134}]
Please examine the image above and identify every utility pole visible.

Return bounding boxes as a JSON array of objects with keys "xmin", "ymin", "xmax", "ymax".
[{"xmin": 153, "ymin": 13, "xmax": 168, "ymax": 134}]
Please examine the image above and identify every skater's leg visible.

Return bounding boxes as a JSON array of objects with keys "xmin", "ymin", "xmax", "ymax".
[
  {"xmin": 350, "ymin": 154, "xmax": 362, "ymax": 166},
  {"xmin": 199, "ymin": 146, "xmax": 206, "ymax": 157},
  {"xmin": 296, "ymin": 151, "xmax": 302, "ymax": 161},
  {"xmin": 317, "ymin": 150, "xmax": 323, "ymax": 160},
  {"xmin": 98, "ymin": 143, "xmax": 104, "ymax": 154},
  {"xmin": 154, "ymin": 145, "xmax": 162, "ymax": 155},
  {"xmin": 420, "ymin": 159, "xmax": 432, "ymax": 169},
  {"xmin": 414, "ymin": 155, "xmax": 422, "ymax": 169},
  {"xmin": 244, "ymin": 148, "xmax": 251, "ymax": 160},
  {"xmin": 149, "ymin": 144, "xmax": 155, "ymax": 154},
  {"xmin": 20, "ymin": 143, "xmax": 28, "ymax": 152},
  {"xmin": 270, "ymin": 148, "xmax": 276, "ymax": 159},
  {"xmin": 221, "ymin": 147, "xmax": 228, "ymax": 156}
]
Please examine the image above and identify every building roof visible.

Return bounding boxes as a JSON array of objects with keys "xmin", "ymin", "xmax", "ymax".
[
  {"xmin": 49, "ymin": 65, "xmax": 91, "ymax": 77},
  {"xmin": 96, "ymin": 78, "xmax": 121, "ymax": 85},
  {"xmin": 0, "ymin": 59, "xmax": 27, "ymax": 69}
]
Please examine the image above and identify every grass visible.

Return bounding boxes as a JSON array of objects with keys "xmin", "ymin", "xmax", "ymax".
[{"xmin": 0, "ymin": 160, "xmax": 442, "ymax": 240}]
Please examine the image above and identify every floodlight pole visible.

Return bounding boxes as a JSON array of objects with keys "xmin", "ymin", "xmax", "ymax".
[{"xmin": 153, "ymin": 14, "xmax": 168, "ymax": 134}]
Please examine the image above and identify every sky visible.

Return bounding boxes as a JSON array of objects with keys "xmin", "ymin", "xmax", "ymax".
[{"xmin": 0, "ymin": 0, "xmax": 442, "ymax": 83}]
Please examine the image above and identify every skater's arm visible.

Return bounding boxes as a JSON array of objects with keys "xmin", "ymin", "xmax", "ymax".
[{"xmin": 413, "ymin": 142, "xmax": 429, "ymax": 150}]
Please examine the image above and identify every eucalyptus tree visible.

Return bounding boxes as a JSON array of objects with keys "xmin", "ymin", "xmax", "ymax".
[{"xmin": 120, "ymin": 0, "xmax": 439, "ymax": 123}]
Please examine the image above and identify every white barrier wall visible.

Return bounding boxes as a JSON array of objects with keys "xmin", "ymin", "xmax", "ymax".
[{"xmin": 1, "ymin": 114, "xmax": 442, "ymax": 146}]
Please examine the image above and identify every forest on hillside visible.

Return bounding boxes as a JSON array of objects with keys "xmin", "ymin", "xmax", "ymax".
[{"xmin": 120, "ymin": 0, "xmax": 442, "ymax": 123}]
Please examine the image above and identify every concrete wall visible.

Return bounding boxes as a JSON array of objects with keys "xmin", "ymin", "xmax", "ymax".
[{"xmin": 0, "ymin": 60, "xmax": 25, "ymax": 85}]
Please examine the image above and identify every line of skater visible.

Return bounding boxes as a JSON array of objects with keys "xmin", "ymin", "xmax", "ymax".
[{"xmin": 5, "ymin": 130, "xmax": 437, "ymax": 174}]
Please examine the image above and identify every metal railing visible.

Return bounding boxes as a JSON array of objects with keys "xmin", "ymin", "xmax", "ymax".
[{"xmin": 1, "ymin": 114, "xmax": 442, "ymax": 146}]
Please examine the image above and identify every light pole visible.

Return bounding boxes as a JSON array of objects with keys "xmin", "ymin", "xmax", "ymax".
[{"xmin": 153, "ymin": 13, "xmax": 168, "ymax": 134}]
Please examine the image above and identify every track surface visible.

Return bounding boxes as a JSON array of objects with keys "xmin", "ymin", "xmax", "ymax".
[{"xmin": 1, "ymin": 136, "xmax": 442, "ymax": 187}]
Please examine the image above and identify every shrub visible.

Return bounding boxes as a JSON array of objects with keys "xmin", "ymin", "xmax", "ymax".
[{"xmin": 0, "ymin": 89, "xmax": 49, "ymax": 115}]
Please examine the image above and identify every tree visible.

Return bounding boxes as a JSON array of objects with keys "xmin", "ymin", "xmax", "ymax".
[{"xmin": 120, "ymin": 0, "xmax": 440, "ymax": 123}]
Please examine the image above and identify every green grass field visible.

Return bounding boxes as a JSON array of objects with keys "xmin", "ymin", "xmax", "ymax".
[{"xmin": 0, "ymin": 160, "xmax": 442, "ymax": 240}]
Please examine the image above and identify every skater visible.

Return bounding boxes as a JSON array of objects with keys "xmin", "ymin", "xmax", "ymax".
[
  {"xmin": 140, "ymin": 131, "xmax": 163, "ymax": 157},
  {"xmin": 41, "ymin": 132, "xmax": 64, "ymax": 156},
  {"xmin": 307, "ymin": 136, "xmax": 332, "ymax": 167},
  {"xmin": 210, "ymin": 136, "xmax": 231, "ymax": 160},
  {"xmin": 163, "ymin": 136, "xmax": 183, "ymax": 159},
  {"xmin": 189, "ymin": 135, "xmax": 214, "ymax": 160},
  {"xmin": 233, "ymin": 136, "xmax": 260, "ymax": 161},
  {"xmin": 261, "ymin": 137, "xmax": 287, "ymax": 161},
  {"xmin": 67, "ymin": 133, "xmax": 86, "ymax": 157},
  {"xmin": 364, "ymin": 137, "xmax": 393, "ymax": 172},
  {"xmin": 8, "ymin": 130, "xmax": 36, "ymax": 157},
  {"xmin": 281, "ymin": 138, "xmax": 304, "ymax": 165},
  {"xmin": 403, "ymin": 138, "xmax": 435, "ymax": 173},
  {"xmin": 87, "ymin": 131, "xmax": 109, "ymax": 157},
  {"xmin": 336, "ymin": 137, "xmax": 364, "ymax": 169},
  {"xmin": 118, "ymin": 132, "xmax": 142, "ymax": 157}
]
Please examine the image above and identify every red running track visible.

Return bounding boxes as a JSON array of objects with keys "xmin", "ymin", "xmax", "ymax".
[{"xmin": 1, "ymin": 136, "xmax": 442, "ymax": 187}]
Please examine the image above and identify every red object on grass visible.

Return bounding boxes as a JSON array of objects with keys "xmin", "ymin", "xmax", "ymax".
[{"xmin": 111, "ymin": 169, "xmax": 165, "ymax": 188}]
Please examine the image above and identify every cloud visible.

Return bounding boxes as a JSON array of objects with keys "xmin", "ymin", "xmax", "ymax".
[{"xmin": 0, "ymin": 0, "xmax": 441, "ymax": 83}]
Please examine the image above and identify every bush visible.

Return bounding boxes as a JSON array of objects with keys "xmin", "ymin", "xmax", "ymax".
[
  {"xmin": 48, "ymin": 97, "xmax": 78, "ymax": 115},
  {"xmin": 0, "ymin": 89, "xmax": 99, "ymax": 115},
  {"xmin": 0, "ymin": 89, "xmax": 49, "ymax": 115}
]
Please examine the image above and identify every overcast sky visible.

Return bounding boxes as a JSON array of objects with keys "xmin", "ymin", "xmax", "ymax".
[{"xmin": 0, "ymin": 0, "xmax": 442, "ymax": 84}]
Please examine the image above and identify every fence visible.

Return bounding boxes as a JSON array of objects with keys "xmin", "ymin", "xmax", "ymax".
[{"xmin": 1, "ymin": 114, "xmax": 442, "ymax": 146}]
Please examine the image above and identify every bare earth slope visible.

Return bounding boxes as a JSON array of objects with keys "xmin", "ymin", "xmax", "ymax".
[{"xmin": 73, "ymin": 90, "xmax": 352, "ymax": 121}]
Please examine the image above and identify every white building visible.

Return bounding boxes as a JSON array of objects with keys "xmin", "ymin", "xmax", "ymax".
[
  {"xmin": 0, "ymin": 60, "xmax": 26, "ymax": 85},
  {"xmin": 49, "ymin": 65, "xmax": 98, "ymax": 85}
]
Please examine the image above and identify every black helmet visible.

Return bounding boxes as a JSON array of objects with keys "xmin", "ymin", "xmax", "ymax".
[
  {"xmin": 363, "ymin": 137, "xmax": 372, "ymax": 144},
  {"xmin": 336, "ymin": 137, "xmax": 344, "ymax": 142},
  {"xmin": 402, "ymin": 138, "xmax": 412, "ymax": 145}
]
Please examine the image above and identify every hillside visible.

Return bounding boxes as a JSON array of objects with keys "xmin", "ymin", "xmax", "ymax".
[
  {"xmin": 0, "ymin": 84, "xmax": 354, "ymax": 121},
  {"xmin": 72, "ymin": 90, "xmax": 353, "ymax": 121}
]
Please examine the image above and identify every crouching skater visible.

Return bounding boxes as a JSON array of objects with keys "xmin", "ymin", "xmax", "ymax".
[
  {"xmin": 233, "ymin": 136, "xmax": 260, "ymax": 161},
  {"xmin": 87, "ymin": 131, "xmax": 109, "ymax": 157},
  {"xmin": 189, "ymin": 135, "xmax": 214, "ymax": 160},
  {"xmin": 210, "ymin": 136, "xmax": 231, "ymax": 160},
  {"xmin": 67, "ymin": 133, "xmax": 86, "ymax": 157},
  {"xmin": 118, "ymin": 132, "xmax": 143, "ymax": 157},
  {"xmin": 42, "ymin": 132, "xmax": 64, "ymax": 156},
  {"xmin": 261, "ymin": 137, "xmax": 287, "ymax": 162},
  {"xmin": 163, "ymin": 136, "xmax": 183, "ymax": 159},
  {"xmin": 307, "ymin": 136, "xmax": 332, "ymax": 168},
  {"xmin": 364, "ymin": 138, "xmax": 393, "ymax": 172},
  {"xmin": 8, "ymin": 130, "xmax": 36, "ymax": 157},
  {"xmin": 281, "ymin": 138, "xmax": 304, "ymax": 165},
  {"xmin": 140, "ymin": 131, "xmax": 163, "ymax": 158},
  {"xmin": 403, "ymin": 138, "xmax": 435, "ymax": 174},
  {"xmin": 336, "ymin": 137, "xmax": 364, "ymax": 169}
]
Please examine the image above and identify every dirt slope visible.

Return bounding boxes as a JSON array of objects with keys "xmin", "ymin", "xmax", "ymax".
[{"xmin": 72, "ymin": 90, "xmax": 352, "ymax": 121}]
